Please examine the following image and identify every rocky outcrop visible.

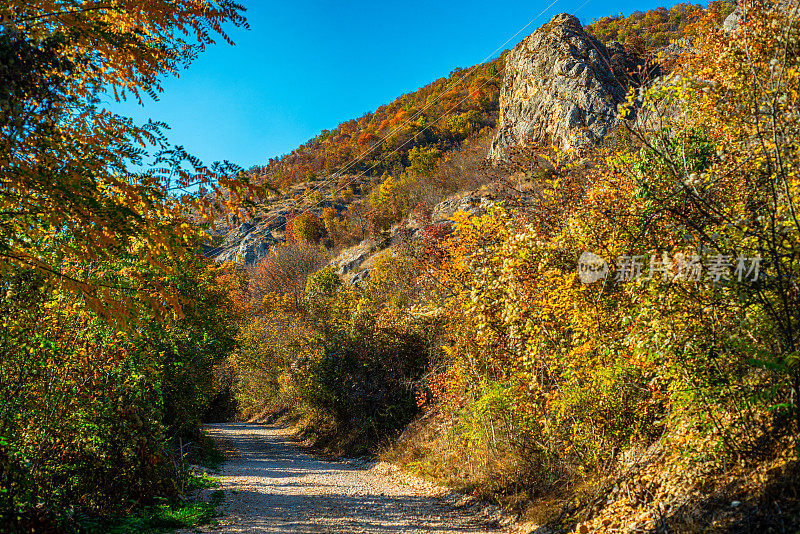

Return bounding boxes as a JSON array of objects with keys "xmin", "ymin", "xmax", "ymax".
[
  {"xmin": 332, "ymin": 241, "xmax": 375, "ymax": 285},
  {"xmin": 723, "ymin": 9, "xmax": 742, "ymax": 33},
  {"xmin": 489, "ymin": 13, "xmax": 631, "ymax": 160},
  {"xmin": 207, "ymin": 175, "xmax": 371, "ymax": 264},
  {"xmin": 214, "ymin": 221, "xmax": 278, "ymax": 264},
  {"xmin": 326, "ymin": 193, "xmax": 481, "ymax": 286},
  {"xmin": 430, "ymin": 193, "xmax": 484, "ymax": 222}
]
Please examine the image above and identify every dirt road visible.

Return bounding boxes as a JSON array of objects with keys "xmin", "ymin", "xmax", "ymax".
[{"xmin": 193, "ymin": 423, "xmax": 510, "ymax": 533}]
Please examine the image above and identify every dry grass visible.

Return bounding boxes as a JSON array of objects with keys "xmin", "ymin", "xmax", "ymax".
[{"xmin": 382, "ymin": 408, "xmax": 800, "ymax": 534}]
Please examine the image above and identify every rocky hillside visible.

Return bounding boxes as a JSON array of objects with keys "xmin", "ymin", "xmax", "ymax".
[
  {"xmin": 207, "ymin": 174, "xmax": 372, "ymax": 264},
  {"xmin": 208, "ymin": 6, "xmax": 721, "ymax": 267},
  {"xmin": 326, "ymin": 12, "xmax": 666, "ymax": 281}
]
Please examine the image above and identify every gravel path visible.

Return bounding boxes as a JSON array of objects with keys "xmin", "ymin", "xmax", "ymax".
[{"xmin": 192, "ymin": 423, "xmax": 510, "ymax": 534}]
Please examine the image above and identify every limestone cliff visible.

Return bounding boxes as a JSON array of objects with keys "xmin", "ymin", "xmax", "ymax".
[{"xmin": 489, "ymin": 13, "xmax": 631, "ymax": 160}]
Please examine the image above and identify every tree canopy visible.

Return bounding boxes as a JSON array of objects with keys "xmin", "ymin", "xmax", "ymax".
[{"xmin": 0, "ymin": 0, "xmax": 254, "ymax": 319}]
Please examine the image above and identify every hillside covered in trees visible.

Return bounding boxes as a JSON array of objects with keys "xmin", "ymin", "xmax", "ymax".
[
  {"xmin": 250, "ymin": 56, "xmax": 504, "ymax": 188},
  {"xmin": 585, "ymin": 1, "xmax": 732, "ymax": 47},
  {"xmin": 207, "ymin": 2, "xmax": 734, "ymax": 267},
  {"xmin": 245, "ymin": 1, "xmax": 733, "ymax": 193}
]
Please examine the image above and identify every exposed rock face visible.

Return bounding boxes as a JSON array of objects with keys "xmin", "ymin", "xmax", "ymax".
[
  {"xmin": 330, "ymin": 241, "xmax": 376, "ymax": 285},
  {"xmin": 207, "ymin": 175, "xmax": 371, "ymax": 264},
  {"xmin": 489, "ymin": 13, "xmax": 629, "ymax": 160},
  {"xmin": 326, "ymin": 193, "xmax": 482, "ymax": 286},
  {"xmin": 430, "ymin": 193, "xmax": 484, "ymax": 222},
  {"xmin": 326, "ymin": 184, "xmax": 536, "ymax": 286},
  {"xmin": 214, "ymin": 221, "xmax": 277, "ymax": 264},
  {"xmin": 723, "ymin": 10, "xmax": 741, "ymax": 33}
]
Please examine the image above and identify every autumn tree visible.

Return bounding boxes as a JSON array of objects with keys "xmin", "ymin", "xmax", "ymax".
[
  {"xmin": 0, "ymin": 0, "xmax": 253, "ymax": 316},
  {"xmin": 0, "ymin": 1, "xmax": 252, "ymax": 529},
  {"xmin": 290, "ymin": 211, "xmax": 327, "ymax": 243}
]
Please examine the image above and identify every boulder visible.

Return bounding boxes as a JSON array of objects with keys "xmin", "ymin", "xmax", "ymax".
[
  {"xmin": 723, "ymin": 10, "xmax": 741, "ymax": 33},
  {"xmin": 489, "ymin": 13, "xmax": 630, "ymax": 160}
]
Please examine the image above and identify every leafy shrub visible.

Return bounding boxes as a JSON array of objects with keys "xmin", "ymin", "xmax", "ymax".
[
  {"xmin": 289, "ymin": 211, "xmax": 326, "ymax": 243},
  {"xmin": 408, "ymin": 146, "xmax": 442, "ymax": 177},
  {"xmin": 291, "ymin": 322, "xmax": 429, "ymax": 445},
  {"xmin": 554, "ymin": 362, "xmax": 663, "ymax": 465}
]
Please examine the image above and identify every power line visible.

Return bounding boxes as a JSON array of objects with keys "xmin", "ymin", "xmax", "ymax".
[{"xmin": 223, "ymin": 0, "xmax": 595, "ymax": 257}]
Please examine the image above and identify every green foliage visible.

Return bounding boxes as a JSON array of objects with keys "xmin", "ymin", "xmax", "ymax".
[
  {"xmin": 232, "ymin": 245, "xmax": 433, "ymax": 451},
  {"xmin": 78, "ymin": 489, "xmax": 223, "ymax": 534},
  {"xmin": 291, "ymin": 211, "xmax": 327, "ymax": 243},
  {"xmin": 187, "ymin": 471, "xmax": 221, "ymax": 491},
  {"xmin": 0, "ymin": 258, "xmax": 237, "ymax": 530},
  {"xmin": 556, "ymin": 362, "xmax": 662, "ymax": 464},
  {"xmin": 292, "ymin": 328, "xmax": 427, "ymax": 441},
  {"xmin": 632, "ymin": 129, "xmax": 713, "ymax": 183},
  {"xmin": 0, "ymin": 436, "xmax": 32, "ymax": 528},
  {"xmin": 369, "ymin": 174, "xmax": 419, "ymax": 233},
  {"xmin": 408, "ymin": 146, "xmax": 443, "ymax": 177},
  {"xmin": 306, "ymin": 266, "xmax": 343, "ymax": 301}
]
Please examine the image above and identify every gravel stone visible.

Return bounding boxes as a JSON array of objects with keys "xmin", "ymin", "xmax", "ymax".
[{"xmin": 183, "ymin": 423, "xmax": 508, "ymax": 533}]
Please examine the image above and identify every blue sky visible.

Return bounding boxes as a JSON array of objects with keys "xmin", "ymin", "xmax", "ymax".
[{"xmin": 110, "ymin": 0, "xmax": 688, "ymax": 171}]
